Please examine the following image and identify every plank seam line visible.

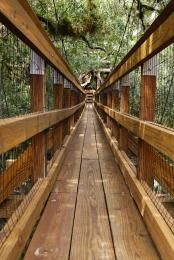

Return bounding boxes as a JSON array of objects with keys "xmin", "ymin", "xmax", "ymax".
[
  {"xmin": 93, "ymin": 110, "xmax": 117, "ymax": 260},
  {"xmin": 68, "ymin": 108, "xmax": 88, "ymax": 260}
]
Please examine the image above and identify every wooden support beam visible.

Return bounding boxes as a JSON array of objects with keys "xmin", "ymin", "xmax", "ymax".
[
  {"xmin": 30, "ymin": 51, "xmax": 46, "ymax": 182},
  {"xmin": 70, "ymin": 88, "xmax": 75, "ymax": 129},
  {"xmin": 119, "ymin": 75, "xmax": 130, "ymax": 152},
  {"xmin": 111, "ymin": 87, "xmax": 119, "ymax": 139},
  {"xmin": 0, "ymin": 102, "xmax": 84, "ymax": 155},
  {"xmin": 63, "ymin": 80, "xmax": 71, "ymax": 136},
  {"xmin": 95, "ymin": 101, "xmax": 174, "ymax": 162},
  {"xmin": 53, "ymin": 71, "xmax": 63, "ymax": 151},
  {"xmin": 137, "ymin": 57, "xmax": 157, "ymax": 186},
  {"xmin": 106, "ymin": 91, "xmax": 112, "ymax": 129}
]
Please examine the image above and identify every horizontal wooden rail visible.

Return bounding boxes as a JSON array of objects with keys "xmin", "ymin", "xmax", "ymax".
[
  {"xmin": 95, "ymin": 106, "xmax": 174, "ymax": 259},
  {"xmin": 97, "ymin": 0, "xmax": 174, "ymax": 92},
  {"xmin": 0, "ymin": 102, "xmax": 85, "ymax": 154},
  {"xmin": 95, "ymin": 101, "xmax": 174, "ymax": 161},
  {"xmin": 0, "ymin": 106, "xmax": 84, "ymax": 260},
  {"xmin": 0, "ymin": 0, "xmax": 84, "ymax": 93}
]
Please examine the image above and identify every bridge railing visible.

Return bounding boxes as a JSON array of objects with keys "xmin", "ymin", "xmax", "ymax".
[
  {"xmin": 0, "ymin": 0, "xmax": 85, "ymax": 256},
  {"xmin": 95, "ymin": 1, "xmax": 174, "ymax": 258}
]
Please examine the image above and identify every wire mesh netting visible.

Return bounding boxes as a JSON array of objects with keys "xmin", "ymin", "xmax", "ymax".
[
  {"xmin": 0, "ymin": 139, "xmax": 36, "ymax": 245},
  {"xmin": 0, "ymin": 23, "xmax": 31, "ymax": 118},
  {"xmin": 129, "ymin": 67, "xmax": 141, "ymax": 117},
  {"xmin": 141, "ymin": 148, "xmax": 174, "ymax": 234},
  {"xmin": 155, "ymin": 44, "xmax": 174, "ymax": 128},
  {"xmin": 46, "ymin": 65, "xmax": 54, "ymax": 111}
]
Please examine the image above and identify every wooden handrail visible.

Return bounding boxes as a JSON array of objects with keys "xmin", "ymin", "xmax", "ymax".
[
  {"xmin": 95, "ymin": 101, "xmax": 174, "ymax": 162},
  {"xmin": 97, "ymin": 0, "xmax": 174, "ymax": 93},
  {"xmin": 0, "ymin": 102, "xmax": 85, "ymax": 154},
  {"xmin": 0, "ymin": 0, "xmax": 84, "ymax": 94}
]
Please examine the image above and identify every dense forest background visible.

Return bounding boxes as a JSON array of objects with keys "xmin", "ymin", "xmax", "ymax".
[
  {"xmin": 28, "ymin": 0, "xmax": 168, "ymax": 86},
  {"xmin": 1, "ymin": 0, "xmax": 173, "ymax": 129}
]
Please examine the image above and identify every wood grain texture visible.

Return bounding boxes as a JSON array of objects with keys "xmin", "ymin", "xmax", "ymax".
[
  {"xmin": 70, "ymin": 159, "xmax": 116, "ymax": 260},
  {"xmin": 24, "ymin": 108, "xmax": 87, "ymax": 260},
  {"xmin": 95, "ymin": 106, "xmax": 174, "ymax": 259},
  {"xmin": 0, "ymin": 107, "xmax": 85, "ymax": 260},
  {"xmin": 54, "ymin": 84, "xmax": 64, "ymax": 150},
  {"xmin": 0, "ymin": 146, "xmax": 32, "ymax": 204},
  {"xmin": 94, "ymin": 114, "xmax": 160, "ymax": 259},
  {"xmin": 0, "ymin": 0, "xmax": 84, "ymax": 93},
  {"xmin": 24, "ymin": 193, "xmax": 77, "ymax": 260},
  {"xmin": 96, "ymin": 102, "xmax": 174, "ymax": 162},
  {"xmin": 0, "ymin": 102, "xmax": 85, "ymax": 154}
]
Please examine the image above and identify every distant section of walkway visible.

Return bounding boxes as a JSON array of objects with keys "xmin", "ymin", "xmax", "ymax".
[{"xmin": 24, "ymin": 105, "xmax": 159, "ymax": 260}]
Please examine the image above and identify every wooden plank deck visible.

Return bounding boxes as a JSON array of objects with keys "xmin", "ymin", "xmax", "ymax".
[{"xmin": 24, "ymin": 105, "xmax": 160, "ymax": 260}]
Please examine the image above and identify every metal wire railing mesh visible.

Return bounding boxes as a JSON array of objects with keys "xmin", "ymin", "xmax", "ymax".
[
  {"xmin": 46, "ymin": 65, "xmax": 54, "ymax": 111},
  {"xmin": 0, "ymin": 21, "xmax": 76, "ymax": 250},
  {"xmin": 129, "ymin": 67, "xmax": 141, "ymax": 117},
  {"xmin": 141, "ymin": 148, "xmax": 174, "ymax": 234},
  {"xmin": 155, "ymin": 44, "xmax": 174, "ymax": 128},
  {"xmin": 0, "ymin": 139, "xmax": 38, "ymax": 247},
  {"xmin": 0, "ymin": 23, "xmax": 31, "ymax": 118},
  {"xmin": 99, "ymin": 42, "xmax": 174, "ymax": 234}
]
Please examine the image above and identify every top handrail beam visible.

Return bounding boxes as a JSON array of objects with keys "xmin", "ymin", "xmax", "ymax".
[
  {"xmin": 0, "ymin": 0, "xmax": 85, "ymax": 93},
  {"xmin": 97, "ymin": 0, "xmax": 174, "ymax": 93}
]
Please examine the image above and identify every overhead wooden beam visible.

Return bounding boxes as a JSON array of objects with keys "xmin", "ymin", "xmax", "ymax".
[
  {"xmin": 97, "ymin": 1, "xmax": 174, "ymax": 92},
  {"xmin": 95, "ymin": 102, "xmax": 174, "ymax": 162},
  {"xmin": 0, "ymin": 0, "xmax": 84, "ymax": 93},
  {"xmin": 0, "ymin": 102, "xmax": 85, "ymax": 154}
]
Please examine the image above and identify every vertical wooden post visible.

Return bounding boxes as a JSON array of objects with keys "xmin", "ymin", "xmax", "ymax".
[
  {"xmin": 137, "ymin": 56, "xmax": 157, "ymax": 186},
  {"xmin": 30, "ymin": 51, "xmax": 46, "ymax": 182},
  {"xmin": 119, "ymin": 75, "xmax": 130, "ymax": 151},
  {"xmin": 111, "ymin": 83, "xmax": 120, "ymax": 138},
  {"xmin": 70, "ymin": 85, "xmax": 75, "ymax": 129},
  {"xmin": 107, "ymin": 90, "xmax": 112, "ymax": 129},
  {"xmin": 74, "ymin": 89, "xmax": 77, "ymax": 122},
  {"xmin": 64, "ymin": 79, "xmax": 71, "ymax": 135},
  {"xmin": 53, "ymin": 70, "xmax": 63, "ymax": 151}
]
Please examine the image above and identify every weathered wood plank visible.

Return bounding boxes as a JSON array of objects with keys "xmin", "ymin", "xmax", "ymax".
[
  {"xmin": 0, "ymin": 109, "xmax": 84, "ymax": 260},
  {"xmin": 95, "ymin": 106, "xmax": 174, "ymax": 259},
  {"xmin": 106, "ymin": 193, "xmax": 160, "ymax": 259},
  {"xmin": 70, "ymin": 159, "xmax": 116, "ymax": 260},
  {"xmin": 24, "ymin": 109, "xmax": 87, "ymax": 260},
  {"xmin": 94, "ymin": 116, "xmax": 160, "ymax": 259},
  {"xmin": 24, "ymin": 193, "xmax": 77, "ymax": 260}
]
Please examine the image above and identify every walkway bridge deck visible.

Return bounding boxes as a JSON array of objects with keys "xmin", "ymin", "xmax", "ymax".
[
  {"xmin": 25, "ymin": 106, "xmax": 159, "ymax": 260},
  {"xmin": 1, "ymin": 1, "xmax": 174, "ymax": 259}
]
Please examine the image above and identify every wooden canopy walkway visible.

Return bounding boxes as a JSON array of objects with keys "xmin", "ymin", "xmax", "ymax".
[
  {"xmin": 24, "ymin": 105, "xmax": 159, "ymax": 259},
  {"xmin": 0, "ymin": 1, "xmax": 174, "ymax": 259}
]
